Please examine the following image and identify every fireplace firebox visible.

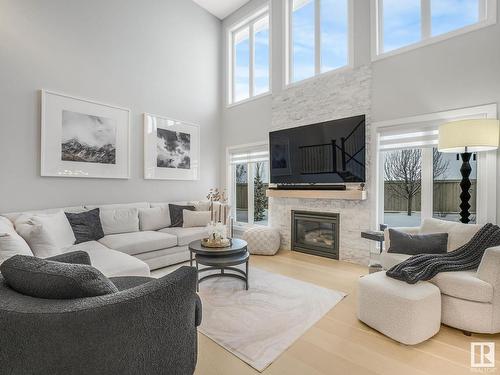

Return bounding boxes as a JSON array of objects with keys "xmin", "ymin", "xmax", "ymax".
[{"xmin": 291, "ymin": 210, "xmax": 340, "ymax": 259}]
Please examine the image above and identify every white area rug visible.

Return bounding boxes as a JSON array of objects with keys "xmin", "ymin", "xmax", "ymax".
[{"xmin": 198, "ymin": 267, "xmax": 346, "ymax": 372}]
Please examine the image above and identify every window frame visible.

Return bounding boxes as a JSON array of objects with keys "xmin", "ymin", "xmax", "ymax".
[
  {"xmin": 284, "ymin": 0, "xmax": 354, "ymax": 87},
  {"xmin": 227, "ymin": 5, "xmax": 272, "ymax": 107},
  {"xmin": 371, "ymin": 0, "xmax": 497, "ymax": 60},
  {"xmin": 370, "ymin": 104, "xmax": 498, "ymax": 230},
  {"xmin": 226, "ymin": 142, "xmax": 270, "ymax": 229}
]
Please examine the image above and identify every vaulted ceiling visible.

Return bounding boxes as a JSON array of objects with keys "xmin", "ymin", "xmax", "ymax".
[{"xmin": 192, "ymin": 0, "xmax": 251, "ymax": 20}]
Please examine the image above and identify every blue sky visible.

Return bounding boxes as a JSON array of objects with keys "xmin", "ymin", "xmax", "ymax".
[
  {"xmin": 291, "ymin": 0, "xmax": 348, "ymax": 82},
  {"xmin": 234, "ymin": 17, "xmax": 270, "ymax": 102},
  {"xmin": 431, "ymin": 0, "xmax": 479, "ymax": 36},
  {"xmin": 384, "ymin": 0, "xmax": 480, "ymax": 52},
  {"xmin": 234, "ymin": 0, "xmax": 481, "ymax": 99}
]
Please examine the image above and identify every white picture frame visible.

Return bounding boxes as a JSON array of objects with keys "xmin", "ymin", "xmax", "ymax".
[
  {"xmin": 143, "ymin": 113, "xmax": 200, "ymax": 181},
  {"xmin": 41, "ymin": 90, "xmax": 130, "ymax": 179}
]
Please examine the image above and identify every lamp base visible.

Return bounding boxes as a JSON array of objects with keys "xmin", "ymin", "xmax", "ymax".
[{"xmin": 459, "ymin": 152, "xmax": 472, "ymax": 224}]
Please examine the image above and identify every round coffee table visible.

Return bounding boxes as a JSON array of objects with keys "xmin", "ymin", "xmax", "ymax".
[{"xmin": 188, "ymin": 239, "xmax": 249, "ymax": 291}]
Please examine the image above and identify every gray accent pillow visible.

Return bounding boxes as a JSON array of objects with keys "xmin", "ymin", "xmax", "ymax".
[
  {"xmin": 168, "ymin": 204, "xmax": 195, "ymax": 228},
  {"xmin": 65, "ymin": 208, "xmax": 104, "ymax": 244},
  {"xmin": 387, "ymin": 229, "xmax": 448, "ymax": 255},
  {"xmin": 0, "ymin": 255, "xmax": 118, "ymax": 299}
]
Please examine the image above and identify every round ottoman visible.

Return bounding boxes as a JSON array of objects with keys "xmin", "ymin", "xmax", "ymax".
[
  {"xmin": 243, "ymin": 226, "xmax": 280, "ymax": 255},
  {"xmin": 357, "ymin": 272, "xmax": 441, "ymax": 345}
]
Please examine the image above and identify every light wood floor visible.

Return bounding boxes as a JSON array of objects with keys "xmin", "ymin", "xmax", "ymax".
[{"xmin": 155, "ymin": 250, "xmax": 500, "ymax": 375}]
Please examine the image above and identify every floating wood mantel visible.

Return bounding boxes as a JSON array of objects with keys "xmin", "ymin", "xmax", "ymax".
[{"xmin": 266, "ymin": 189, "xmax": 367, "ymax": 200}]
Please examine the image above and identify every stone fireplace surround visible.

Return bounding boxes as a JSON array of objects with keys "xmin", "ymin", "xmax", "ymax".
[
  {"xmin": 268, "ymin": 65, "xmax": 373, "ymax": 265},
  {"xmin": 269, "ymin": 196, "xmax": 371, "ymax": 265}
]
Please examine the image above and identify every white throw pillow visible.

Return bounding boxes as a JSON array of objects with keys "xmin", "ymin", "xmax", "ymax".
[
  {"xmin": 183, "ymin": 210, "xmax": 211, "ymax": 228},
  {"xmin": 100, "ymin": 208, "xmax": 139, "ymax": 235},
  {"xmin": 188, "ymin": 201, "xmax": 211, "ymax": 212},
  {"xmin": 14, "ymin": 211, "xmax": 76, "ymax": 258},
  {"xmin": 0, "ymin": 217, "xmax": 32, "ymax": 264},
  {"xmin": 420, "ymin": 218, "xmax": 481, "ymax": 251},
  {"xmin": 138, "ymin": 207, "xmax": 170, "ymax": 231},
  {"xmin": 0, "ymin": 233, "xmax": 33, "ymax": 264},
  {"xmin": 0, "ymin": 216, "xmax": 15, "ymax": 234}
]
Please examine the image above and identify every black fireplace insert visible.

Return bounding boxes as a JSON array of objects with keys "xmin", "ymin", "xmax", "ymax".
[{"xmin": 291, "ymin": 210, "xmax": 340, "ymax": 260}]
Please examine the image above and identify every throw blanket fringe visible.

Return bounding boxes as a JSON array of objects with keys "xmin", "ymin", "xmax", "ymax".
[{"xmin": 386, "ymin": 223, "xmax": 500, "ymax": 284}]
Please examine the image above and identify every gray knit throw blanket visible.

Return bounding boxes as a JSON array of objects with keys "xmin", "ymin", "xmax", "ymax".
[{"xmin": 386, "ymin": 223, "xmax": 500, "ymax": 284}]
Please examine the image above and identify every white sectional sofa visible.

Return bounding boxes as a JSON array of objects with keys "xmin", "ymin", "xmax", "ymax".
[
  {"xmin": 381, "ymin": 218, "xmax": 500, "ymax": 334},
  {"xmin": 0, "ymin": 201, "xmax": 216, "ymax": 278}
]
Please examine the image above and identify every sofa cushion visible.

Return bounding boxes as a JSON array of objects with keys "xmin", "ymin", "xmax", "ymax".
[
  {"xmin": 99, "ymin": 208, "xmax": 139, "ymax": 235},
  {"xmin": 420, "ymin": 218, "xmax": 481, "ymax": 251},
  {"xmin": 183, "ymin": 210, "xmax": 211, "ymax": 228},
  {"xmin": 65, "ymin": 209, "xmax": 105, "ymax": 244},
  {"xmin": 387, "ymin": 229, "xmax": 448, "ymax": 255},
  {"xmin": 1, "ymin": 206, "xmax": 86, "ymax": 223},
  {"xmin": 64, "ymin": 241, "xmax": 150, "ymax": 277},
  {"xmin": 15, "ymin": 211, "xmax": 76, "ymax": 258},
  {"xmin": 0, "ymin": 233, "xmax": 34, "ymax": 264},
  {"xmin": 98, "ymin": 231, "xmax": 177, "ymax": 256},
  {"xmin": 85, "ymin": 202, "xmax": 149, "ymax": 210},
  {"xmin": 160, "ymin": 227, "xmax": 207, "ymax": 246},
  {"xmin": 188, "ymin": 201, "xmax": 224, "ymax": 222},
  {"xmin": 430, "ymin": 270, "xmax": 494, "ymax": 303},
  {"xmin": 0, "ymin": 217, "xmax": 33, "ymax": 264},
  {"xmin": 139, "ymin": 207, "xmax": 170, "ymax": 231},
  {"xmin": 0, "ymin": 254, "xmax": 118, "ymax": 299},
  {"xmin": 169, "ymin": 204, "xmax": 195, "ymax": 228}
]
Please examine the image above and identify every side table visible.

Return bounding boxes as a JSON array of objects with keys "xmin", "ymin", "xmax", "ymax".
[{"xmin": 361, "ymin": 225, "xmax": 387, "ymax": 273}]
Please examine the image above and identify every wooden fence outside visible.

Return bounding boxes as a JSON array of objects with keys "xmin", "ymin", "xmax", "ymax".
[
  {"xmin": 384, "ymin": 180, "xmax": 477, "ymax": 213},
  {"xmin": 237, "ymin": 181, "xmax": 475, "ymax": 213}
]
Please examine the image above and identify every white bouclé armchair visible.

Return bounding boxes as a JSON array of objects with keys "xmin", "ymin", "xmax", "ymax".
[{"xmin": 381, "ymin": 218, "xmax": 500, "ymax": 334}]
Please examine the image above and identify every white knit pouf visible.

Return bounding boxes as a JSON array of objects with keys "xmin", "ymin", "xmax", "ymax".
[
  {"xmin": 243, "ymin": 227, "xmax": 280, "ymax": 255},
  {"xmin": 358, "ymin": 272, "xmax": 441, "ymax": 345}
]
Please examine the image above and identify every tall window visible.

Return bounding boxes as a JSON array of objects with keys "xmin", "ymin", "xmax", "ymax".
[
  {"xmin": 382, "ymin": 146, "xmax": 478, "ymax": 227},
  {"xmin": 383, "ymin": 148, "xmax": 424, "ymax": 227},
  {"xmin": 376, "ymin": 104, "xmax": 500, "ymax": 228},
  {"xmin": 376, "ymin": 0, "xmax": 493, "ymax": 55},
  {"xmin": 287, "ymin": 0, "xmax": 350, "ymax": 84},
  {"xmin": 229, "ymin": 7, "xmax": 270, "ymax": 105},
  {"xmin": 229, "ymin": 145, "xmax": 269, "ymax": 226}
]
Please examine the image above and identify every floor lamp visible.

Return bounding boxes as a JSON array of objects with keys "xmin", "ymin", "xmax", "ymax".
[{"xmin": 438, "ymin": 119, "xmax": 499, "ymax": 224}]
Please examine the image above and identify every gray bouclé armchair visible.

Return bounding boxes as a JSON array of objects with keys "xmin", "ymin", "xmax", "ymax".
[{"xmin": 0, "ymin": 251, "xmax": 202, "ymax": 375}]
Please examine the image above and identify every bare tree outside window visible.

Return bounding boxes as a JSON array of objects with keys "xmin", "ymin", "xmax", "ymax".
[{"xmin": 384, "ymin": 149, "xmax": 449, "ymax": 216}]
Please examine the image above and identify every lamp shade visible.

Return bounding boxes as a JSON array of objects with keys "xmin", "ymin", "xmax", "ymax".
[{"xmin": 438, "ymin": 119, "xmax": 500, "ymax": 153}]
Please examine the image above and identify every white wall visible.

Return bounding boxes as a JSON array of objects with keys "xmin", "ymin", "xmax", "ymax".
[
  {"xmin": 0, "ymin": 0, "xmax": 221, "ymax": 212},
  {"xmin": 221, "ymin": 0, "xmax": 500, "ymax": 222}
]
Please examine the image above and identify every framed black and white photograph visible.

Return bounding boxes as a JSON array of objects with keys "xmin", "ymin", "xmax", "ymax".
[
  {"xmin": 41, "ymin": 90, "xmax": 130, "ymax": 178},
  {"xmin": 144, "ymin": 113, "xmax": 200, "ymax": 180}
]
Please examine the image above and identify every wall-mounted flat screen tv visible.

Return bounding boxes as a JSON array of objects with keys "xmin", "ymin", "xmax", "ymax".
[{"xmin": 269, "ymin": 115, "xmax": 366, "ymax": 184}]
